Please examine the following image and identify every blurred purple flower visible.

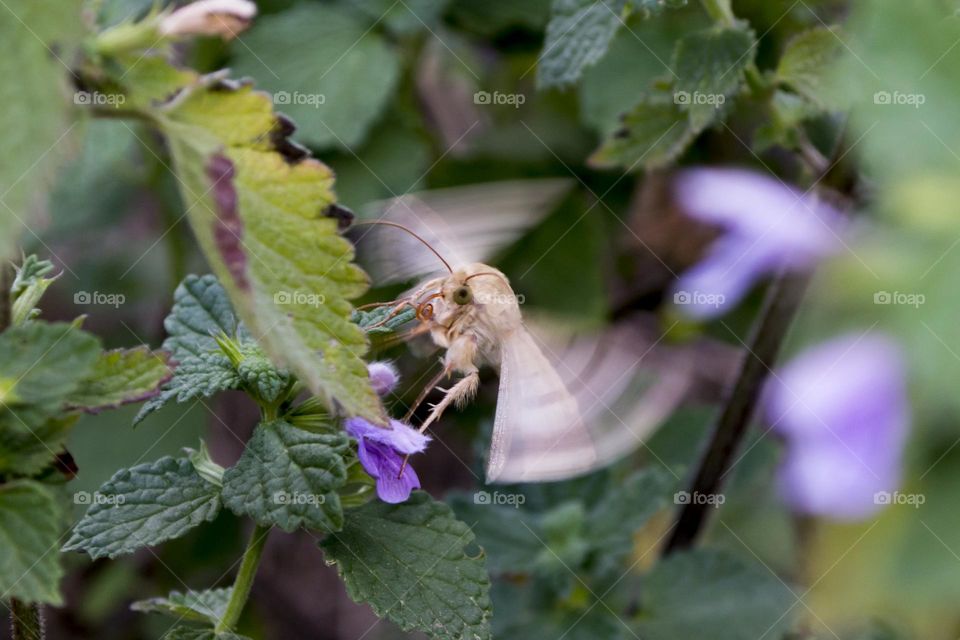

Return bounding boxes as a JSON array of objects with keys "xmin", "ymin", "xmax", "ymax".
[
  {"xmin": 672, "ymin": 168, "xmax": 842, "ymax": 319},
  {"xmin": 345, "ymin": 417, "xmax": 430, "ymax": 503},
  {"xmin": 367, "ymin": 361, "xmax": 399, "ymax": 397},
  {"xmin": 765, "ymin": 333, "xmax": 909, "ymax": 520}
]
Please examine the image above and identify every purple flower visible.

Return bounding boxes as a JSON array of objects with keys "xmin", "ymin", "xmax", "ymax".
[
  {"xmin": 345, "ymin": 417, "xmax": 430, "ymax": 503},
  {"xmin": 672, "ymin": 168, "xmax": 841, "ymax": 319},
  {"xmin": 765, "ymin": 333, "xmax": 909, "ymax": 520},
  {"xmin": 367, "ymin": 361, "xmax": 399, "ymax": 397}
]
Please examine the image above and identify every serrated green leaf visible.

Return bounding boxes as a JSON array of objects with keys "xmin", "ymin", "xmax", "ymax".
[
  {"xmin": 776, "ymin": 25, "xmax": 845, "ymax": 110},
  {"xmin": 537, "ymin": 0, "xmax": 627, "ymax": 89},
  {"xmin": 115, "ymin": 57, "xmax": 383, "ymax": 422},
  {"xmin": 162, "ymin": 627, "xmax": 250, "ymax": 640},
  {"xmin": 635, "ymin": 549, "xmax": 797, "ymax": 640},
  {"xmin": 0, "ymin": 480, "xmax": 65, "ymax": 604},
  {"xmin": 537, "ymin": 0, "xmax": 677, "ymax": 89},
  {"xmin": 230, "ymin": 4, "xmax": 400, "ymax": 148},
  {"xmin": 66, "ymin": 347, "xmax": 172, "ymax": 413},
  {"xmin": 321, "ymin": 491, "xmax": 492, "ymax": 640},
  {"xmin": 672, "ymin": 25, "xmax": 755, "ymax": 128},
  {"xmin": 132, "ymin": 587, "xmax": 232, "ymax": 625},
  {"xmin": 0, "ymin": 0, "xmax": 83, "ymax": 259},
  {"xmin": 589, "ymin": 94, "xmax": 698, "ymax": 170},
  {"xmin": 235, "ymin": 345, "xmax": 290, "ymax": 404},
  {"xmin": 63, "ymin": 456, "xmax": 221, "ymax": 559},
  {"xmin": 221, "ymin": 420, "xmax": 349, "ymax": 533},
  {"xmin": 0, "ymin": 322, "xmax": 101, "ymax": 430},
  {"xmin": 135, "ymin": 275, "xmax": 243, "ymax": 424}
]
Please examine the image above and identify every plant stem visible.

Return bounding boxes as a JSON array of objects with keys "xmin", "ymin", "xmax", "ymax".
[
  {"xmin": 700, "ymin": 0, "xmax": 736, "ymax": 26},
  {"xmin": 0, "ymin": 261, "xmax": 12, "ymax": 332},
  {"xmin": 215, "ymin": 524, "xmax": 270, "ymax": 633},
  {"xmin": 10, "ymin": 599, "xmax": 43, "ymax": 640},
  {"xmin": 664, "ymin": 270, "xmax": 810, "ymax": 553}
]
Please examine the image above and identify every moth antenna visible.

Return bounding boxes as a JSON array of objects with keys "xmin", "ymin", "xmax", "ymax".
[
  {"xmin": 353, "ymin": 220, "xmax": 453, "ymax": 274},
  {"xmin": 464, "ymin": 271, "xmax": 509, "ymax": 285}
]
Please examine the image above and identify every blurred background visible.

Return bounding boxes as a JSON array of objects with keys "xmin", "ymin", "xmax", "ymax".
[{"xmin": 8, "ymin": 0, "xmax": 960, "ymax": 637}]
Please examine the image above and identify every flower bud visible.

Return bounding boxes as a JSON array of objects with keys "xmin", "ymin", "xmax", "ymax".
[
  {"xmin": 367, "ymin": 361, "xmax": 399, "ymax": 397},
  {"xmin": 159, "ymin": 0, "xmax": 257, "ymax": 40}
]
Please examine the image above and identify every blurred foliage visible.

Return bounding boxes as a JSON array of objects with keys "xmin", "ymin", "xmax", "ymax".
[{"xmin": 0, "ymin": 0, "xmax": 956, "ymax": 638}]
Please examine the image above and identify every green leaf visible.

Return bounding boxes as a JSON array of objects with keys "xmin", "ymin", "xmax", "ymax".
[
  {"xmin": 447, "ymin": 492, "xmax": 544, "ymax": 575},
  {"xmin": 587, "ymin": 468, "xmax": 675, "ymax": 575},
  {"xmin": 162, "ymin": 628, "xmax": 250, "ymax": 640},
  {"xmin": 10, "ymin": 254, "xmax": 58, "ymax": 325},
  {"xmin": 672, "ymin": 25, "xmax": 755, "ymax": 128},
  {"xmin": 776, "ymin": 25, "xmax": 845, "ymax": 110},
  {"xmin": 132, "ymin": 587, "xmax": 232, "ymax": 625},
  {"xmin": 63, "ymin": 456, "xmax": 221, "ymax": 559},
  {"xmin": 537, "ymin": 0, "xmax": 628, "ymax": 89},
  {"xmin": 66, "ymin": 347, "xmax": 172, "ymax": 413},
  {"xmin": 0, "ymin": 322, "xmax": 101, "ymax": 430},
  {"xmin": 230, "ymin": 3, "xmax": 401, "ymax": 148},
  {"xmin": 221, "ymin": 420, "xmax": 349, "ymax": 533},
  {"xmin": 753, "ymin": 90, "xmax": 822, "ymax": 154},
  {"xmin": 537, "ymin": 0, "xmax": 678, "ymax": 89},
  {"xmin": 0, "ymin": 0, "xmax": 83, "ymax": 259},
  {"xmin": 351, "ymin": 305, "xmax": 417, "ymax": 335},
  {"xmin": 589, "ymin": 93, "xmax": 698, "ymax": 170},
  {"xmin": 135, "ymin": 275, "xmax": 243, "ymax": 424},
  {"xmin": 321, "ymin": 491, "xmax": 492, "ymax": 640},
  {"xmin": 117, "ymin": 57, "xmax": 383, "ymax": 422},
  {"xmin": 0, "ymin": 480, "xmax": 65, "ymax": 604},
  {"xmin": 635, "ymin": 549, "xmax": 797, "ymax": 640},
  {"xmin": 0, "ymin": 414, "xmax": 77, "ymax": 476}
]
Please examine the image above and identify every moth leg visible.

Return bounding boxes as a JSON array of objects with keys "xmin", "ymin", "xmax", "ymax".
[{"xmin": 418, "ymin": 370, "xmax": 479, "ymax": 433}]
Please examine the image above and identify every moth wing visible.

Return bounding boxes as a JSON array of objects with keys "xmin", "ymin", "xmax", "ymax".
[
  {"xmin": 528, "ymin": 314, "xmax": 737, "ymax": 472},
  {"xmin": 487, "ymin": 327, "xmax": 596, "ymax": 483},
  {"xmin": 354, "ymin": 179, "xmax": 572, "ymax": 285}
]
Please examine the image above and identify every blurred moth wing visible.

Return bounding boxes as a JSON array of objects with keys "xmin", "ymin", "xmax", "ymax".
[
  {"xmin": 354, "ymin": 179, "xmax": 572, "ymax": 285},
  {"xmin": 488, "ymin": 327, "xmax": 596, "ymax": 482}
]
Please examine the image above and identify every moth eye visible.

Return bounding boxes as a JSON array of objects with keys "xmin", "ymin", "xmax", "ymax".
[{"xmin": 453, "ymin": 286, "xmax": 472, "ymax": 305}]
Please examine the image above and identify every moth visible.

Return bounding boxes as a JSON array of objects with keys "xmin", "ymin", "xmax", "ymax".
[{"xmin": 351, "ymin": 180, "xmax": 734, "ymax": 483}]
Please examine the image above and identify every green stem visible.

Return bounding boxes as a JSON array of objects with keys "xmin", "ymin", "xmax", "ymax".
[
  {"xmin": 0, "ymin": 261, "xmax": 12, "ymax": 332},
  {"xmin": 215, "ymin": 524, "xmax": 270, "ymax": 633},
  {"xmin": 10, "ymin": 599, "xmax": 43, "ymax": 640},
  {"xmin": 700, "ymin": 0, "xmax": 736, "ymax": 26}
]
